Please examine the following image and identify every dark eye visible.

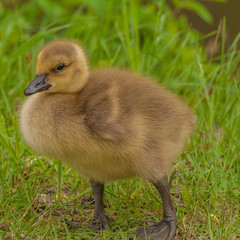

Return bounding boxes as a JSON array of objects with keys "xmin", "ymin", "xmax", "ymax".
[{"xmin": 55, "ymin": 63, "xmax": 66, "ymax": 72}]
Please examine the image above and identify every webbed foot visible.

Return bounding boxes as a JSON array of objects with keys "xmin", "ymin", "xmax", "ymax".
[
  {"xmin": 65, "ymin": 179, "xmax": 113, "ymax": 232},
  {"xmin": 65, "ymin": 213, "xmax": 114, "ymax": 232},
  {"xmin": 135, "ymin": 175, "xmax": 176, "ymax": 240},
  {"xmin": 136, "ymin": 219, "xmax": 176, "ymax": 240}
]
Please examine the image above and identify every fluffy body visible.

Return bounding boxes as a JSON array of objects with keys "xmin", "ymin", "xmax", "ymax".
[
  {"xmin": 21, "ymin": 67, "xmax": 195, "ymax": 183},
  {"xmin": 20, "ymin": 40, "xmax": 196, "ymax": 239}
]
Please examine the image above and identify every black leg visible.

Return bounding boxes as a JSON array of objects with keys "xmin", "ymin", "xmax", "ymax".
[
  {"xmin": 90, "ymin": 180, "xmax": 113, "ymax": 231},
  {"xmin": 65, "ymin": 180, "xmax": 113, "ymax": 232},
  {"xmin": 136, "ymin": 175, "xmax": 176, "ymax": 240}
]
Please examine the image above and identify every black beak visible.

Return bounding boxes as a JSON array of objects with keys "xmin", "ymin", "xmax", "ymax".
[{"xmin": 24, "ymin": 74, "xmax": 51, "ymax": 96}]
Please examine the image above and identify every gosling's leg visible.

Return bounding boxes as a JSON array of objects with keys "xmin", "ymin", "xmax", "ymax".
[
  {"xmin": 89, "ymin": 180, "xmax": 114, "ymax": 231},
  {"xmin": 65, "ymin": 180, "xmax": 113, "ymax": 232},
  {"xmin": 136, "ymin": 175, "xmax": 176, "ymax": 240}
]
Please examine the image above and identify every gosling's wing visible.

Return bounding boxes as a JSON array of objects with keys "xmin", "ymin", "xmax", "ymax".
[{"xmin": 83, "ymin": 87, "xmax": 126, "ymax": 141}]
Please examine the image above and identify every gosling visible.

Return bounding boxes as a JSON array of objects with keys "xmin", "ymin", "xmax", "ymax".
[{"xmin": 20, "ymin": 40, "xmax": 196, "ymax": 240}]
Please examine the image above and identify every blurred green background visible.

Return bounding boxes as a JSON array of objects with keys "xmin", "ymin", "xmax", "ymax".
[{"xmin": 0, "ymin": 0, "xmax": 239, "ymax": 239}]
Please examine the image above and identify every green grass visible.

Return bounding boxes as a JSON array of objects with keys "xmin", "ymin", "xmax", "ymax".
[{"xmin": 0, "ymin": 0, "xmax": 239, "ymax": 239}]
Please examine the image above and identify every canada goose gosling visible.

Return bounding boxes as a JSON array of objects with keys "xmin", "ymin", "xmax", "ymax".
[{"xmin": 20, "ymin": 40, "xmax": 196, "ymax": 240}]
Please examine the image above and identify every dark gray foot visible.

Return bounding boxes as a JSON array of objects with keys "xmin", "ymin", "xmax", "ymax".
[
  {"xmin": 136, "ymin": 220, "xmax": 176, "ymax": 240},
  {"xmin": 64, "ymin": 213, "xmax": 114, "ymax": 232},
  {"xmin": 136, "ymin": 175, "xmax": 176, "ymax": 240},
  {"xmin": 65, "ymin": 179, "xmax": 113, "ymax": 232}
]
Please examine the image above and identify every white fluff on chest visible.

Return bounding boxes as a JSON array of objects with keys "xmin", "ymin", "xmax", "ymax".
[{"xmin": 20, "ymin": 94, "xmax": 137, "ymax": 182}]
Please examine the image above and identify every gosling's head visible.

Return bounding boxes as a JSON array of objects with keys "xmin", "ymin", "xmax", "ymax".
[{"xmin": 24, "ymin": 40, "xmax": 89, "ymax": 96}]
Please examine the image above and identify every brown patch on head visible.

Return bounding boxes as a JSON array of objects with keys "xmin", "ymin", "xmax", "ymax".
[
  {"xmin": 36, "ymin": 40, "xmax": 79, "ymax": 74},
  {"xmin": 33, "ymin": 39, "xmax": 89, "ymax": 93},
  {"xmin": 42, "ymin": 41, "xmax": 75, "ymax": 59}
]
